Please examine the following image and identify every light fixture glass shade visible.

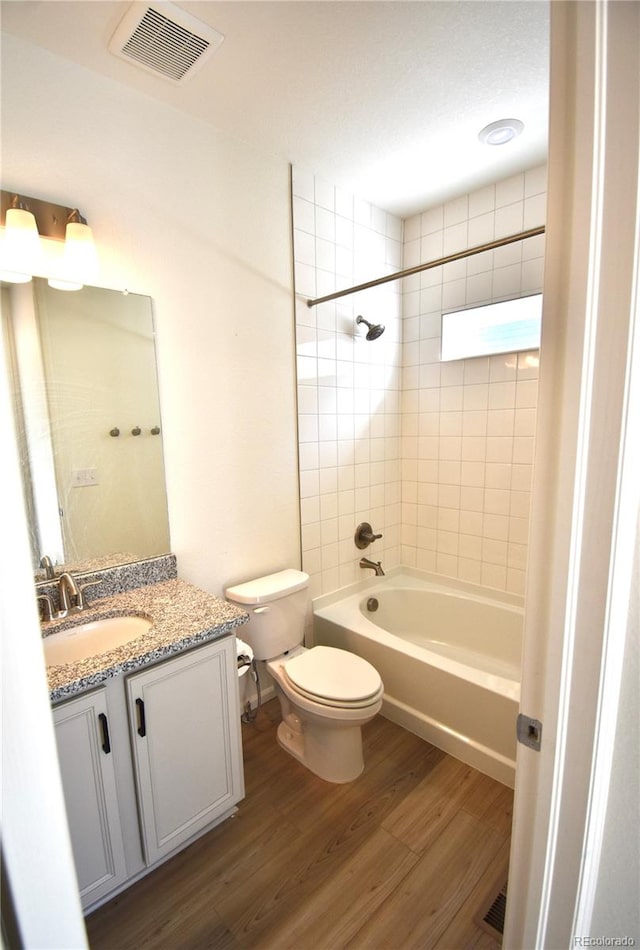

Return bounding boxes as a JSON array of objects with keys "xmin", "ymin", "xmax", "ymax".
[
  {"xmin": 48, "ymin": 220, "xmax": 99, "ymax": 291},
  {"xmin": 0, "ymin": 207, "xmax": 43, "ymax": 282}
]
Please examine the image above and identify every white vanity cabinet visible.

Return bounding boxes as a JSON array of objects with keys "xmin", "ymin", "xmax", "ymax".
[
  {"xmin": 52, "ymin": 634, "xmax": 244, "ymax": 912},
  {"xmin": 52, "ymin": 687, "xmax": 129, "ymax": 908},
  {"xmin": 126, "ymin": 636, "xmax": 244, "ymax": 865}
]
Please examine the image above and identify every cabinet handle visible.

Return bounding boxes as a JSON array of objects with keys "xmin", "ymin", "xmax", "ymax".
[
  {"xmin": 98, "ymin": 713, "xmax": 111, "ymax": 754},
  {"xmin": 135, "ymin": 698, "xmax": 147, "ymax": 737}
]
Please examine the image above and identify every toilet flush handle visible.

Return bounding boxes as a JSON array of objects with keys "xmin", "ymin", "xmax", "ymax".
[{"xmin": 253, "ymin": 605, "xmax": 271, "ymax": 615}]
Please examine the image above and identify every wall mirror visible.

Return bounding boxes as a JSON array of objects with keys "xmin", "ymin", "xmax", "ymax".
[{"xmin": 1, "ymin": 278, "xmax": 171, "ymax": 579}]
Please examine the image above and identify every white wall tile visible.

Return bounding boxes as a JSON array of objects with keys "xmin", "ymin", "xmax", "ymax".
[
  {"xmin": 335, "ymin": 215, "xmax": 354, "ymax": 249},
  {"xmin": 489, "ymin": 354, "xmax": 518, "ymax": 382},
  {"xmin": 315, "ymin": 206, "xmax": 335, "ymax": 242},
  {"xmin": 493, "ymin": 263, "xmax": 523, "ymax": 299},
  {"xmin": 516, "ymin": 379, "xmax": 538, "ymax": 408},
  {"xmin": 421, "ymin": 230, "xmax": 444, "ymax": 262},
  {"xmin": 484, "ymin": 462, "xmax": 511, "ymax": 490},
  {"xmin": 486, "ymin": 412, "xmax": 513, "ymax": 443},
  {"xmin": 468, "ymin": 212, "xmax": 495, "ymax": 248},
  {"xmin": 292, "ymin": 166, "xmax": 315, "ymax": 201},
  {"xmin": 386, "ymin": 214, "xmax": 403, "ymax": 242},
  {"xmin": 293, "ymin": 165, "xmax": 544, "ymax": 596},
  {"xmin": 488, "ymin": 381, "xmax": 516, "ymax": 410},
  {"xmin": 300, "ymin": 495, "xmax": 320, "ymax": 524},
  {"xmin": 295, "ymin": 262, "xmax": 316, "ymax": 297},
  {"xmin": 315, "ymin": 178, "xmax": 335, "ymax": 212},
  {"xmin": 443, "ymin": 222, "xmax": 468, "ymax": 255},
  {"xmin": 462, "ymin": 410, "xmax": 488, "ymax": 436},
  {"xmin": 444, "ymin": 195, "xmax": 469, "ymax": 227},
  {"xmin": 298, "ymin": 414, "xmax": 319, "ymax": 442},
  {"xmin": 335, "ymin": 187, "xmax": 353, "ymax": 219},
  {"xmin": 293, "ymin": 197, "xmax": 315, "ymax": 234},
  {"xmin": 495, "ymin": 202, "xmax": 524, "ymax": 239},
  {"xmin": 353, "ymin": 197, "xmax": 371, "ymax": 227},
  {"xmin": 468, "ymin": 185, "xmax": 495, "ymax": 218},
  {"xmin": 522, "ymin": 257, "xmax": 545, "ymax": 292},
  {"xmin": 494, "ymin": 242, "xmax": 523, "ymax": 269},
  {"xmin": 495, "ymin": 174, "xmax": 524, "ymax": 208},
  {"xmin": 421, "ymin": 205, "xmax": 444, "ymax": 235},
  {"xmin": 442, "ymin": 278, "xmax": 466, "ymax": 311},
  {"xmin": 515, "ymin": 407, "xmax": 537, "ymax": 436},
  {"xmin": 524, "ymin": 193, "xmax": 547, "ymax": 229},
  {"xmin": 404, "ymin": 214, "xmax": 421, "ymax": 243},
  {"xmin": 316, "ymin": 237, "xmax": 335, "ymax": 272},
  {"xmin": 294, "ymin": 228, "xmax": 318, "ymax": 267},
  {"xmin": 463, "ymin": 384, "xmax": 489, "ymax": 411},
  {"xmin": 525, "ymin": 164, "xmax": 548, "ymax": 197}
]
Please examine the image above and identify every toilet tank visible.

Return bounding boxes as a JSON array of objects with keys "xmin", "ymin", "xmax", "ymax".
[{"xmin": 224, "ymin": 569, "xmax": 310, "ymax": 660}]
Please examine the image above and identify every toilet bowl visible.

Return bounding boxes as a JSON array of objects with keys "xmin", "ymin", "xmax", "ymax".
[
  {"xmin": 268, "ymin": 645, "xmax": 384, "ymax": 782},
  {"xmin": 225, "ymin": 569, "xmax": 383, "ymax": 783}
]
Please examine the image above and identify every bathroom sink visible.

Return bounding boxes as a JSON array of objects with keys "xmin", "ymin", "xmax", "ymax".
[{"xmin": 43, "ymin": 615, "xmax": 152, "ymax": 666}]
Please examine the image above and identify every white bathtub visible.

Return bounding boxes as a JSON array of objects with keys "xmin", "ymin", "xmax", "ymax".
[{"xmin": 312, "ymin": 569, "xmax": 523, "ymax": 787}]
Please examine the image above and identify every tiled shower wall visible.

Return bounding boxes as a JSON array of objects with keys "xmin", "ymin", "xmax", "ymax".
[
  {"xmin": 400, "ymin": 165, "xmax": 547, "ymax": 595},
  {"xmin": 292, "ymin": 164, "xmax": 547, "ymax": 598},
  {"xmin": 292, "ymin": 168, "xmax": 403, "ymax": 598}
]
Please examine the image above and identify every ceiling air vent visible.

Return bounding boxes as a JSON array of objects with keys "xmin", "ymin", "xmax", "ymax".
[{"xmin": 109, "ymin": 2, "xmax": 224, "ymax": 84}]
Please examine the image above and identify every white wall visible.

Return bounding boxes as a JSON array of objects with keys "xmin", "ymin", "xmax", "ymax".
[{"xmin": 1, "ymin": 33, "xmax": 300, "ymax": 596}]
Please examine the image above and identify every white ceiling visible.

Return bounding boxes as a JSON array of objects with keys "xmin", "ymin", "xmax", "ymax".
[{"xmin": 0, "ymin": 0, "xmax": 550, "ymax": 217}]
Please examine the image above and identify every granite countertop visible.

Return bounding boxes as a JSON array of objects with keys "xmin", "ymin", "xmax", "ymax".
[{"xmin": 43, "ymin": 578, "xmax": 249, "ymax": 704}]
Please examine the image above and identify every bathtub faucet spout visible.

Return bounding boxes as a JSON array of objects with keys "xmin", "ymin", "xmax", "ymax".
[{"xmin": 360, "ymin": 557, "xmax": 385, "ymax": 577}]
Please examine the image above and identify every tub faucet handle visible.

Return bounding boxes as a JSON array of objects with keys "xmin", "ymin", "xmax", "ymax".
[{"xmin": 355, "ymin": 522, "xmax": 383, "ymax": 549}]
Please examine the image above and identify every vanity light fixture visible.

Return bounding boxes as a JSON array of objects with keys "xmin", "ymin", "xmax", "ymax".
[
  {"xmin": 0, "ymin": 195, "xmax": 43, "ymax": 283},
  {"xmin": 48, "ymin": 210, "xmax": 100, "ymax": 292},
  {"xmin": 478, "ymin": 118, "xmax": 525, "ymax": 146},
  {"xmin": 0, "ymin": 189, "xmax": 99, "ymax": 290}
]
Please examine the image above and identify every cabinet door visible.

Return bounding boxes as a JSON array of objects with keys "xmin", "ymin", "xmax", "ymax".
[
  {"xmin": 127, "ymin": 637, "xmax": 244, "ymax": 865},
  {"xmin": 53, "ymin": 688, "xmax": 128, "ymax": 908}
]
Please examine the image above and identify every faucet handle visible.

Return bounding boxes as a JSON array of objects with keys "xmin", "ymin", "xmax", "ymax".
[
  {"xmin": 77, "ymin": 579, "xmax": 102, "ymax": 609},
  {"xmin": 354, "ymin": 522, "xmax": 383, "ymax": 549},
  {"xmin": 37, "ymin": 593, "xmax": 54, "ymax": 622}
]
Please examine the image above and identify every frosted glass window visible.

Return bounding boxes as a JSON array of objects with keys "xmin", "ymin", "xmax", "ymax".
[{"xmin": 441, "ymin": 294, "xmax": 542, "ymax": 361}]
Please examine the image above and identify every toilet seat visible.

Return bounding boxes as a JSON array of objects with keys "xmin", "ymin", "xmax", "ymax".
[{"xmin": 282, "ymin": 646, "xmax": 383, "ymax": 709}]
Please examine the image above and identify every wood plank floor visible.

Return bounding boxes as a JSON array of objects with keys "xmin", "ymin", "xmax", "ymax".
[{"xmin": 86, "ymin": 700, "xmax": 512, "ymax": 950}]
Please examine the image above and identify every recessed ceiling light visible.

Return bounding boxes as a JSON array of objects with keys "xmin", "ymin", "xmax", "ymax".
[{"xmin": 478, "ymin": 118, "xmax": 525, "ymax": 146}]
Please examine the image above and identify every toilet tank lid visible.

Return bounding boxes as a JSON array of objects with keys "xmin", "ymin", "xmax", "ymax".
[{"xmin": 225, "ymin": 569, "xmax": 309, "ymax": 605}]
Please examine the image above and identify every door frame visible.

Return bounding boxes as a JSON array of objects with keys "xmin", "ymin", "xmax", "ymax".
[{"xmin": 505, "ymin": 2, "xmax": 640, "ymax": 945}]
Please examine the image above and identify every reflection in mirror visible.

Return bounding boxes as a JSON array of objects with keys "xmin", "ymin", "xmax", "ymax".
[{"xmin": 1, "ymin": 279, "xmax": 171, "ymax": 577}]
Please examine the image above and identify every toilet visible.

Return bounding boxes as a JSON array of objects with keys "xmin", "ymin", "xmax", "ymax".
[{"xmin": 225, "ymin": 569, "xmax": 383, "ymax": 783}]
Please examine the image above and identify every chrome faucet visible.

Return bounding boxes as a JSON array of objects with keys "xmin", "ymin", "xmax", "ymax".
[
  {"xmin": 39, "ymin": 554, "xmax": 55, "ymax": 579},
  {"xmin": 360, "ymin": 557, "xmax": 385, "ymax": 577},
  {"xmin": 58, "ymin": 572, "xmax": 82, "ymax": 613},
  {"xmin": 40, "ymin": 572, "xmax": 100, "ymax": 620}
]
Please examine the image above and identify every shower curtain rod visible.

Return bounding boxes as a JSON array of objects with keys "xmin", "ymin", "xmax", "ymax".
[{"xmin": 305, "ymin": 225, "xmax": 545, "ymax": 308}]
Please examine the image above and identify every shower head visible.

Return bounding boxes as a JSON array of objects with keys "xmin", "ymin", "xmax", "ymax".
[{"xmin": 356, "ymin": 315, "xmax": 385, "ymax": 341}]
